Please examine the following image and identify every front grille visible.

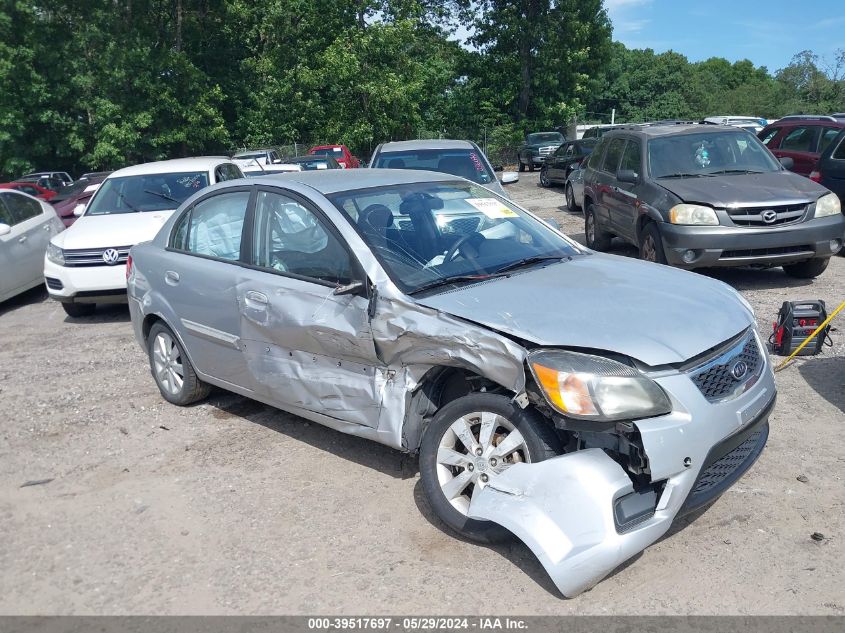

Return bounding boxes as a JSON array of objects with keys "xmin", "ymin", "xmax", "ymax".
[
  {"xmin": 63, "ymin": 246, "xmax": 131, "ymax": 267},
  {"xmin": 726, "ymin": 203, "xmax": 807, "ymax": 227},
  {"xmin": 690, "ymin": 333, "xmax": 762, "ymax": 401},
  {"xmin": 691, "ymin": 429, "xmax": 763, "ymax": 495},
  {"xmin": 720, "ymin": 244, "xmax": 813, "ymax": 260},
  {"xmin": 538, "ymin": 145, "xmax": 557, "ymax": 156},
  {"xmin": 45, "ymin": 277, "xmax": 63, "ymax": 290}
]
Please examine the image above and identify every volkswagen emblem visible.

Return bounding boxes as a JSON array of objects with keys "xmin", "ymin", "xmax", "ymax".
[
  {"xmin": 102, "ymin": 248, "xmax": 120, "ymax": 265},
  {"xmin": 731, "ymin": 360, "xmax": 749, "ymax": 380},
  {"xmin": 761, "ymin": 210, "xmax": 778, "ymax": 224}
]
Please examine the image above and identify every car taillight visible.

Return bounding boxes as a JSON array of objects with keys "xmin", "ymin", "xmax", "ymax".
[
  {"xmin": 126, "ymin": 254, "xmax": 133, "ymax": 282},
  {"xmin": 809, "ymin": 170, "xmax": 821, "ymax": 183}
]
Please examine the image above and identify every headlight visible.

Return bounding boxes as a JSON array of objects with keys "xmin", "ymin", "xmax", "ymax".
[
  {"xmin": 528, "ymin": 350, "xmax": 671, "ymax": 421},
  {"xmin": 815, "ymin": 193, "xmax": 841, "ymax": 218},
  {"xmin": 669, "ymin": 203, "xmax": 719, "ymax": 225},
  {"xmin": 46, "ymin": 242, "xmax": 65, "ymax": 266}
]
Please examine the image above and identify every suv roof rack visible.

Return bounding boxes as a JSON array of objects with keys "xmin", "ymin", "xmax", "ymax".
[{"xmin": 776, "ymin": 115, "xmax": 838, "ymax": 122}]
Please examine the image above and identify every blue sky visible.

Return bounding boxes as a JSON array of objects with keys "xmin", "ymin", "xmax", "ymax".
[{"xmin": 606, "ymin": 0, "xmax": 844, "ymax": 73}]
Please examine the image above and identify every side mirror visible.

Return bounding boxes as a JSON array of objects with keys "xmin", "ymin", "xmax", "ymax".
[
  {"xmin": 617, "ymin": 169, "xmax": 639, "ymax": 184},
  {"xmin": 73, "ymin": 203, "xmax": 86, "ymax": 217},
  {"xmin": 333, "ymin": 280, "xmax": 365, "ymax": 296},
  {"xmin": 544, "ymin": 218, "xmax": 561, "ymax": 230},
  {"xmin": 0, "ymin": 223, "xmax": 11, "ymax": 237},
  {"xmin": 500, "ymin": 171, "xmax": 519, "ymax": 185},
  {"xmin": 779, "ymin": 156, "xmax": 794, "ymax": 170}
]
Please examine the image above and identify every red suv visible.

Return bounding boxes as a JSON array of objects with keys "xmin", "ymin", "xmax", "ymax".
[
  {"xmin": 758, "ymin": 115, "xmax": 845, "ymax": 179},
  {"xmin": 308, "ymin": 144, "xmax": 360, "ymax": 169}
]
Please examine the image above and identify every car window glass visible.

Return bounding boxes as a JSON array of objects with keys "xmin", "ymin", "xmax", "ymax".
[
  {"xmin": 2, "ymin": 192, "xmax": 42, "ymax": 224},
  {"xmin": 88, "ymin": 172, "xmax": 209, "ymax": 215},
  {"xmin": 554, "ymin": 144, "xmax": 568, "ymax": 157},
  {"xmin": 833, "ymin": 135, "xmax": 845, "ymax": 160},
  {"xmin": 0, "ymin": 196, "xmax": 14, "ymax": 225},
  {"xmin": 820, "ymin": 128, "xmax": 841, "ymax": 154},
  {"xmin": 564, "ymin": 145, "xmax": 575, "ymax": 158},
  {"xmin": 648, "ymin": 131, "xmax": 779, "ymax": 177},
  {"xmin": 602, "ymin": 139, "xmax": 626, "ymax": 173},
  {"xmin": 251, "ymin": 190, "xmax": 352, "ymax": 285},
  {"xmin": 620, "ymin": 141, "xmax": 641, "ymax": 173},
  {"xmin": 759, "ymin": 128, "xmax": 779, "ymax": 146},
  {"xmin": 586, "ymin": 141, "xmax": 604, "ymax": 169},
  {"xmin": 373, "ymin": 149, "xmax": 495, "ymax": 185},
  {"xmin": 781, "ymin": 126, "xmax": 818, "ymax": 152},
  {"xmin": 185, "ymin": 191, "xmax": 250, "ymax": 260}
]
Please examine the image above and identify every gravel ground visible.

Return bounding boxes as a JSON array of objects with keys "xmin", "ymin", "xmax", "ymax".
[{"xmin": 1, "ymin": 174, "xmax": 843, "ymax": 615}]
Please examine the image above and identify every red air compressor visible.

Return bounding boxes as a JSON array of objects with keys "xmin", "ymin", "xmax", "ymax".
[{"xmin": 771, "ymin": 300, "xmax": 832, "ymax": 356}]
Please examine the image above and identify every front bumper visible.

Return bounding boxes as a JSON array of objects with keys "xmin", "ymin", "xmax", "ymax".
[
  {"xmin": 43, "ymin": 257, "xmax": 128, "ymax": 304},
  {"xmin": 469, "ymin": 332, "xmax": 775, "ymax": 597},
  {"xmin": 659, "ymin": 214, "xmax": 845, "ymax": 267}
]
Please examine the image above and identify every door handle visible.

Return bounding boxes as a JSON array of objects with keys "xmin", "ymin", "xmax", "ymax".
[
  {"xmin": 164, "ymin": 270, "xmax": 180, "ymax": 285},
  {"xmin": 244, "ymin": 290, "xmax": 269, "ymax": 309},
  {"xmin": 43, "ymin": 225, "xmax": 51, "ymax": 230},
  {"xmin": 18, "ymin": 236, "xmax": 27, "ymax": 243}
]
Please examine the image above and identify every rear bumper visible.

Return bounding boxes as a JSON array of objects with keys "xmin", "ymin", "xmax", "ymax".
[{"xmin": 658, "ymin": 214, "xmax": 845, "ymax": 267}]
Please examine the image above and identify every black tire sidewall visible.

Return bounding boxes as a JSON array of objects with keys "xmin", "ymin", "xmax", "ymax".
[
  {"xmin": 640, "ymin": 222, "xmax": 667, "ymax": 264},
  {"xmin": 419, "ymin": 393, "xmax": 560, "ymax": 544},
  {"xmin": 783, "ymin": 257, "xmax": 830, "ymax": 278},
  {"xmin": 566, "ymin": 184, "xmax": 575, "ymax": 211}
]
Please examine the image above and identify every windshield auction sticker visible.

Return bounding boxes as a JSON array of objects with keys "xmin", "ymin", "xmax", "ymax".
[{"xmin": 465, "ymin": 197, "xmax": 519, "ymax": 219}]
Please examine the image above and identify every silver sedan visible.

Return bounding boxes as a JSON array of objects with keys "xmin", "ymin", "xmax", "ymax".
[{"xmin": 564, "ymin": 162, "xmax": 585, "ymax": 212}]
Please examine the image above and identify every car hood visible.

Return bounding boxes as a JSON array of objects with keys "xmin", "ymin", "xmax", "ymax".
[
  {"xmin": 52, "ymin": 211, "xmax": 175, "ymax": 249},
  {"xmin": 657, "ymin": 171, "xmax": 827, "ymax": 207},
  {"xmin": 415, "ymin": 253, "xmax": 753, "ymax": 366}
]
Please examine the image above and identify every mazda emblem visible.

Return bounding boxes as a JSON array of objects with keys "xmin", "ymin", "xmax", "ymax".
[
  {"xmin": 761, "ymin": 210, "xmax": 778, "ymax": 224},
  {"xmin": 102, "ymin": 248, "xmax": 120, "ymax": 265},
  {"xmin": 731, "ymin": 361, "xmax": 749, "ymax": 380}
]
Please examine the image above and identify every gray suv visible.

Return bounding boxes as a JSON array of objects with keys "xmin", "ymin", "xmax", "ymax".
[{"xmin": 582, "ymin": 124, "xmax": 844, "ymax": 278}]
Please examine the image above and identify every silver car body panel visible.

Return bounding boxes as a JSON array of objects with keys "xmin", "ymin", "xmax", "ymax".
[{"xmin": 129, "ymin": 170, "xmax": 773, "ymax": 595}]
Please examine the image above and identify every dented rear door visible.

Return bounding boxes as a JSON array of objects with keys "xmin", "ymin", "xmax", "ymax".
[{"xmin": 238, "ymin": 187, "xmax": 384, "ymax": 427}]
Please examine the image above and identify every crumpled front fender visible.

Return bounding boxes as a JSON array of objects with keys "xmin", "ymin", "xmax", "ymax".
[{"xmin": 467, "ymin": 449, "xmax": 672, "ymax": 597}]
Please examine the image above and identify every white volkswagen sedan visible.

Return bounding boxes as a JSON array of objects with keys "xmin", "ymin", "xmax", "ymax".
[
  {"xmin": 44, "ymin": 157, "xmax": 243, "ymax": 317},
  {"xmin": 0, "ymin": 190, "xmax": 64, "ymax": 303}
]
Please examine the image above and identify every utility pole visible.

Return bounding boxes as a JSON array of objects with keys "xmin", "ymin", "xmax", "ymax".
[{"xmin": 611, "ymin": 108, "xmax": 616, "ymax": 125}]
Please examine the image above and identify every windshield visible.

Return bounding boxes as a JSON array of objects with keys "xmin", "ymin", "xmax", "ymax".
[
  {"xmin": 234, "ymin": 152, "xmax": 267, "ymax": 160},
  {"xmin": 311, "ymin": 147, "xmax": 344, "ymax": 157},
  {"xmin": 86, "ymin": 172, "xmax": 209, "ymax": 215},
  {"xmin": 289, "ymin": 158, "xmax": 333, "ymax": 170},
  {"xmin": 373, "ymin": 149, "xmax": 496, "ymax": 186},
  {"xmin": 648, "ymin": 131, "xmax": 781, "ymax": 178},
  {"xmin": 527, "ymin": 133, "xmax": 564, "ymax": 144},
  {"xmin": 328, "ymin": 181, "xmax": 581, "ymax": 294}
]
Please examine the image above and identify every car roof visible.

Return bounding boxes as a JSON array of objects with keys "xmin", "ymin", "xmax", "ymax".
[
  {"xmin": 233, "ymin": 149, "xmax": 274, "ymax": 156},
  {"xmin": 106, "ymin": 157, "xmax": 233, "ymax": 178},
  {"xmin": 607, "ymin": 123, "xmax": 744, "ymax": 138},
  {"xmin": 377, "ymin": 139, "xmax": 475, "ymax": 152},
  {"xmin": 248, "ymin": 168, "xmax": 459, "ymax": 195}
]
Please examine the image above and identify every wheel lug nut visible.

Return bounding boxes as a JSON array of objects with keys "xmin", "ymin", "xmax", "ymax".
[
  {"xmin": 467, "ymin": 463, "xmax": 474, "ymax": 472},
  {"xmin": 475, "ymin": 448, "xmax": 483, "ymax": 456},
  {"xmin": 489, "ymin": 458, "xmax": 497, "ymax": 467},
  {"xmin": 480, "ymin": 474, "xmax": 489, "ymax": 483}
]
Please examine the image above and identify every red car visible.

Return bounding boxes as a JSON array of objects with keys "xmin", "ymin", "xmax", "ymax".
[
  {"xmin": 0, "ymin": 181, "xmax": 56, "ymax": 201},
  {"xmin": 308, "ymin": 144, "xmax": 360, "ymax": 168},
  {"xmin": 758, "ymin": 115, "xmax": 845, "ymax": 178},
  {"xmin": 49, "ymin": 173, "xmax": 111, "ymax": 227}
]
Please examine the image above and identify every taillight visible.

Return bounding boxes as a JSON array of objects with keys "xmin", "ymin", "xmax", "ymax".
[
  {"xmin": 809, "ymin": 170, "xmax": 821, "ymax": 183},
  {"xmin": 126, "ymin": 254, "xmax": 133, "ymax": 282}
]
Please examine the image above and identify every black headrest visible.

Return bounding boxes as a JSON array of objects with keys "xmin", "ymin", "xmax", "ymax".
[{"xmin": 359, "ymin": 204, "xmax": 394, "ymax": 231}]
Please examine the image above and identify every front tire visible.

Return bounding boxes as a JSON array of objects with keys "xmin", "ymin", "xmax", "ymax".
[
  {"xmin": 419, "ymin": 393, "xmax": 561, "ymax": 544},
  {"xmin": 585, "ymin": 203, "xmax": 612, "ymax": 251},
  {"xmin": 783, "ymin": 257, "xmax": 830, "ymax": 279},
  {"xmin": 518, "ymin": 159, "xmax": 526, "ymax": 172},
  {"xmin": 62, "ymin": 302, "xmax": 96, "ymax": 318},
  {"xmin": 566, "ymin": 183, "xmax": 578, "ymax": 212},
  {"xmin": 147, "ymin": 322, "xmax": 211, "ymax": 405},
  {"xmin": 539, "ymin": 167, "xmax": 551, "ymax": 188},
  {"xmin": 639, "ymin": 222, "xmax": 667, "ymax": 264}
]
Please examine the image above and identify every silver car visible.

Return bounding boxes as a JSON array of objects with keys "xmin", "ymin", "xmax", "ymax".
[
  {"xmin": 128, "ymin": 169, "xmax": 775, "ymax": 597},
  {"xmin": 564, "ymin": 161, "xmax": 586, "ymax": 212}
]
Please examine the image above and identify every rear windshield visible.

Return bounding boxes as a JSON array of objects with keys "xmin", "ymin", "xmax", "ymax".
[
  {"xmin": 311, "ymin": 147, "xmax": 344, "ymax": 157},
  {"xmin": 373, "ymin": 149, "xmax": 495, "ymax": 185},
  {"xmin": 289, "ymin": 158, "xmax": 334, "ymax": 170},
  {"xmin": 647, "ymin": 131, "xmax": 781, "ymax": 178},
  {"xmin": 527, "ymin": 133, "xmax": 564, "ymax": 144},
  {"xmin": 86, "ymin": 172, "xmax": 209, "ymax": 215}
]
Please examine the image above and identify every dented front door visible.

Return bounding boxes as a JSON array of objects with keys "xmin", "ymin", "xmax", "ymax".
[{"xmin": 237, "ymin": 188, "xmax": 384, "ymax": 427}]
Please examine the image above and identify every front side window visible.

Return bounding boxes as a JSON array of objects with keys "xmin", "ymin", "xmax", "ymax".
[
  {"xmin": 602, "ymin": 138, "xmax": 626, "ymax": 173},
  {"xmin": 181, "ymin": 191, "xmax": 250, "ymax": 260},
  {"xmin": 87, "ymin": 171, "xmax": 210, "ymax": 215},
  {"xmin": 759, "ymin": 128, "xmax": 780, "ymax": 146},
  {"xmin": 620, "ymin": 141, "xmax": 642, "ymax": 174},
  {"xmin": 327, "ymin": 181, "xmax": 581, "ymax": 294},
  {"xmin": 373, "ymin": 149, "xmax": 495, "ymax": 185},
  {"xmin": 251, "ymin": 191, "xmax": 352, "ymax": 285},
  {"xmin": 648, "ymin": 131, "xmax": 781, "ymax": 178},
  {"xmin": 1, "ymin": 192, "xmax": 42, "ymax": 224},
  {"xmin": 586, "ymin": 140, "xmax": 605, "ymax": 169},
  {"xmin": 820, "ymin": 128, "xmax": 842, "ymax": 153}
]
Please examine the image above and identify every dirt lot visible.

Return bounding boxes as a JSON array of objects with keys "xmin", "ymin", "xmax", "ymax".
[{"xmin": 1, "ymin": 174, "xmax": 844, "ymax": 615}]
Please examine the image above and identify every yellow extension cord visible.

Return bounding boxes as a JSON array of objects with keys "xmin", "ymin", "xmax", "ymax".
[{"xmin": 774, "ymin": 298, "xmax": 845, "ymax": 372}]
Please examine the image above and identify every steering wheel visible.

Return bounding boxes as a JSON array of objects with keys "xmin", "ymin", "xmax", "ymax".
[{"xmin": 444, "ymin": 233, "xmax": 475, "ymax": 263}]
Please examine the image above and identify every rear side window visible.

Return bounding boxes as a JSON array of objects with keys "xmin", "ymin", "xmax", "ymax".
[
  {"xmin": 781, "ymin": 126, "xmax": 819, "ymax": 152},
  {"xmin": 820, "ymin": 128, "xmax": 841, "ymax": 154},
  {"xmin": 602, "ymin": 138, "xmax": 626, "ymax": 173},
  {"xmin": 833, "ymin": 136, "xmax": 845, "ymax": 160},
  {"xmin": 2, "ymin": 192, "xmax": 42, "ymax": 224},
  {"xmin": 620, "ymin": 141, "xmax": 642, "ymax": 174},
  {"xmin": 177, "ymin": 191, "xmax": 250, "ymax": 260}
]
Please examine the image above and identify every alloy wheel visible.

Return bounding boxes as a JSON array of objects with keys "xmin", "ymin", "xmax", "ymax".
[
  {"xmin": 436, "ymin": 411, "xmax": 529, "ymax": 515},
  {"xmin": 152, "ymin": 332, "xmax": 184, "ymax": 396},
  {"xmin": 642, "ymin": 235, "xmax": 657, "ymax": 262}
]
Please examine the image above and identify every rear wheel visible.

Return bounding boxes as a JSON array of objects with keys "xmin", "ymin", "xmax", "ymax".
[
  {"xmin": 639, "ymin": 222, "xmax": 668, "ymax": 264},
  {"xmin": 61, "ymin": 303, "xmax": 95, "ymax": 318},
  {"xmin": 566, "ymin": 183, "xmax": 578, "ymax": 212},
  {"xmin": 419, "ymin": 393, "xmax": 561, "ymax": 543},
  {"xmin": 783, "ymin": 257, "xmax": 830, "ymax": 279},
  {"xmin": 585, "ymin": 203, "xmax": 612, "ymax": 251},
  {"xmin": 518, "ymin": 159, "xmax": 526, "ymax": 172},
  {"xmin": 147, "ymin": 322, "xmax": 211, "ymax": 405},
  {"xmin": 539, "ymin": 167, "xmax": 551, "ymax": 188}
]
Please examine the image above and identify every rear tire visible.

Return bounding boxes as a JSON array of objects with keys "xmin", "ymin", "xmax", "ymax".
[
  {"xmin": 566, "ymin": 183, "xmax": 579, "ymax": 212},
  {"xmin": 147, "ymin": 322, "xmax": 211, "ymax": 406},
  {"xmin": 585, "ymin": 203, "xmax": 612, "ymax": 251},
  {"xmin": 419, "ymin": 393, "xmax": 562, "ymax": 544},
  {"xmin": 518, "ymin": 160, "xmax": 526, "ymax": 172},
  {"xmin": 62, "ymin": 303, "xmax": 96, "ymax": 318},
  {"xmin": 639, "ymin": 222, "xmax": 668, "ymax": 264},
  {"xmin": 783, "ymin": 257, "xmax": 830, "ymax": 279},
  {"xmin": 539, "ymin": 167, "xmax": 551, "ymax": 188}
]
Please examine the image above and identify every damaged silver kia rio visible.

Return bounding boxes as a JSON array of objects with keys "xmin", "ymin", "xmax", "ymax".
[{"xmin": 128, "ymin": 169, "xmax": 775, "ymax": 596}]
